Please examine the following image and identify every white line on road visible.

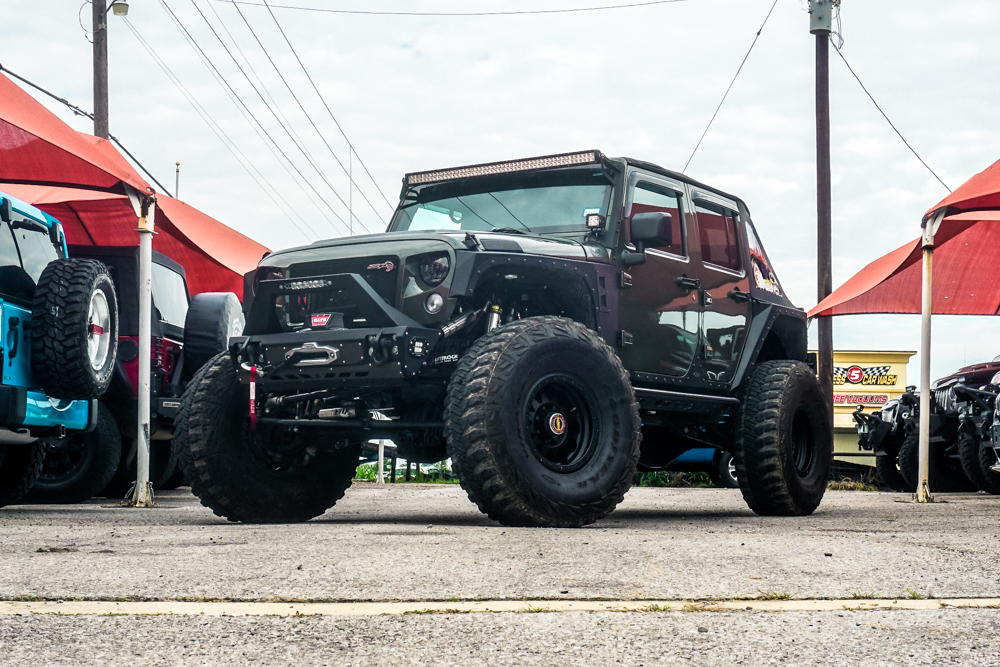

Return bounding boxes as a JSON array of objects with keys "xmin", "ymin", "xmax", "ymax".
[{"xmin": 0, "ymin": 598, "xmax": 996, "ymax": 617}]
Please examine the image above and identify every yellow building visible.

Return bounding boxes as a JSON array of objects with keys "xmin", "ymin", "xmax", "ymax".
[{"xmin": 809, "ymin": 350, "xmax": 917, "ymax": 466}]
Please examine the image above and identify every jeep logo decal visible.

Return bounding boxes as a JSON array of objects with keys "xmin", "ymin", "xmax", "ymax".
[{"xmin": 367, "ymin": 261, "xmax": 395, "ymax": 272}]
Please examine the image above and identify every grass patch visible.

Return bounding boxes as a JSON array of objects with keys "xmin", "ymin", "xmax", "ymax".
[
  {"xmin": 355, "ymin": 460, "xmax": 459, "ymax": 484},
  {"xmin": 851, "ymin": 592, "xmax": 877, "ymax": 599},
  {"xmin": 641, "ymin": 603, "xmax": 672, "ymax": 612},
  {"xmin": 633, "ymin": 471, "xmax": 715, "ymax": 488},
  {"xmin": 523, "ymin": 604, "xmax": 551, "ymax": 613},
  {"xmin": 757, "ymin": 590, "xmax": 791, "ymax": 600},
  {"xmin": 905, "ymin": 588, "xmax": 923, "ymax": 600},
  {"xmin": 827, "ymin": 478, "xmax": 877, "ymax": 492}
]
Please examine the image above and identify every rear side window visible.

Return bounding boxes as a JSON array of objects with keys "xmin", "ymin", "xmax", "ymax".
[
  {"xmin": 0, "ymin": 225, "xmax": 32, "ymax": 303},
  {"xmin": 628, "ymin": 182, "xmax": 685, "ymax": 256},
  {"xmin": 12, "ymin": 226, "xmax": 59, "ymax": 285},
  {"xmin": 695, "ymin": 201, "xmax": 740, "ymax": 272},
  {"xmin": 151, "ymin": 263, "xmax": 189, "ymax": 327}
]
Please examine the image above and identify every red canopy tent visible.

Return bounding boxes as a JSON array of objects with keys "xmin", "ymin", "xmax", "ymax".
[
  {"xmin": 0, "ymin": 71, "xmax": 269, "ymax": 505},
  {"xmin": 806, "ymin": 157, "xmax": 1000, "ymax": 500}
]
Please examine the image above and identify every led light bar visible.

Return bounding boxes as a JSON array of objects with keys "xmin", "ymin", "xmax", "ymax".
[
  {"xmin": 405, "ymin": 150, "xmax": 603, "ymax": 186},
  {"xmin": 283, "ymin": 279, "xmax": 332, "ymax": 291}
]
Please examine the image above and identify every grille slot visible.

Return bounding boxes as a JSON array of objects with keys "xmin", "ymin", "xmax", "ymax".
[{"xmin": 291, "ymin": 256, "xmax": 400, "ymax": 307}]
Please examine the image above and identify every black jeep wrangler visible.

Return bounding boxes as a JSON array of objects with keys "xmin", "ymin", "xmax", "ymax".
[{"xmin": 177, "ymin": 150, "xmax": 831, "ymax": 526}]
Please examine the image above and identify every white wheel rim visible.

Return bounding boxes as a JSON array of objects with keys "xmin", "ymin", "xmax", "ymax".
[
  {"xmin": 728, "ymin": 458, "xmax": 737, "ymax": 481},
  {"xmin": 87, "ymin": 289, "xmax": 111, "ymax": 370}
]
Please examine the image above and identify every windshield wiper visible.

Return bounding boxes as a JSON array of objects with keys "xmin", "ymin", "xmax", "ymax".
[{"xmin": 489, "ymin": 227, "xmax": 529, "ymax": 235}]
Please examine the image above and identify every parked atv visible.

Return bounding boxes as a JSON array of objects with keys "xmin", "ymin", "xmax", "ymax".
[
  {"xmin": 178, "ymin": 150, "xmax": 831, "ymax": 526},
  {"xmin": 0, "ymin": 193, "xmax": 118, "ymax": 508},
  {"xmin": 27, "ymin": 246, "xmax": 243, "ymax": 502}
]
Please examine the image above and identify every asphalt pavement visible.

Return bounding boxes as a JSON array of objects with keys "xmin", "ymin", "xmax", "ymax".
[{"xmin": 1, "ymin": 483, "xmax": 998, "ymax": 665}]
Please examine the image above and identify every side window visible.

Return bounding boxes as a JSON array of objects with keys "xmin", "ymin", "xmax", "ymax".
[
  {"xmin": 13, "ymin": 227, "xmax": 59, "ymax": 285},
  {"xmin": 745, "ymin": 221, "xmax": 782, "ymax": 296},
  {"xmin": 150, "ymin": 263, "xmax": 190, "ymax": 327},
  {"xmin": 628, "ymin": 182, "xmax": 685, "ymax": 256},
  {"xmin": 695, "ymin": 201, "xmax": 740, "ymax": 272},
  {"xmin": 0, "ymin": 224, "xmax": 33, "ymax": 303}
]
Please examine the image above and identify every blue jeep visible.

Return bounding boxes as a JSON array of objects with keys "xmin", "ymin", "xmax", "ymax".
[{"xmin": 0, "ymin": 192, "xmax": 119, "ymax": 507}]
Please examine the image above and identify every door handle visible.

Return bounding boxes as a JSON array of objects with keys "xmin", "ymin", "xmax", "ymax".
[
  {"xmin": 7, "ymin": 317, "xmax": 18, "ymax": 364},
  {"xmin": 727, "ymin": 288, "xmax": 751, "ymax": 302},
  {"xmin": 676, "ymin": 276, "xmax": 700, "ymax": 291}
]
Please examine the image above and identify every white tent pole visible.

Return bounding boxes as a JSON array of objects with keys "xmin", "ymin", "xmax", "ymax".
[
  {"xmin": 916, "ymin": 209, "xmax": 945, "ymax": 503},
  {"xmin": 128, "ymin": 194, "xmax": 156, "ymax": 507}
]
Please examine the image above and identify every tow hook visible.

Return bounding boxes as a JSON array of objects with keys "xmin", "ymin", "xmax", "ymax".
[{"xmin": 368, "ymin": 335, "xmax": 397, "ymax": 366}]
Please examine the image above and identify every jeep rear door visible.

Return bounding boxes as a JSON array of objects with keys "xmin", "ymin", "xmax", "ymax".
[
  {"xmin": 690, "ymin": 191, "xmax": 752, "ymax": 384},
  {"xmin": 617, "ymin": 171, "xmax": 700, "ymax": 377}
]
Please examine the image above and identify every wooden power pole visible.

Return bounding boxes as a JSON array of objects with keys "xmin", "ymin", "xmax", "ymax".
[
  {"xmin": 811, "ymin": 0, "xmax": 834, "ymax": 411},
  {"xmin": 92, "ymin": 0, "xmax": 110, "ymax": 139}
]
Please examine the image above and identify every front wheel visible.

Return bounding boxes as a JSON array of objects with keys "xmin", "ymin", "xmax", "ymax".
[
  {"xmin": 445, "ymin": 316, "xmax": 641, "ymax": 528},
  {"xmin": 735, "ymin": 360, "xmax": 832, "ymax": 516},
  {"xmin": 958, "ymin": 433, "xmax": 1000, "ymax": 495},
  {"xmin": 178, "ymin": 352, "xmax": 360, "ymax": 523},
  {"xmin": 710, "ymin": 450, "xmax": 740, "ymax": 489}
]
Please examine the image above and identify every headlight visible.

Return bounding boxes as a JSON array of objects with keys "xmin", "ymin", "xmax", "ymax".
[
  {"xmin": 425, "ymin": 292, "xmax": 445, "ymax": 314},
  {"xmin": 253, "ymin": 266, "xmax": 285, "ymax": 294},
  {"xmin": 991, "ymin": 371, "xmax": 1000, "ymax": 387},
  {"xmin": 419, "ymin": 254, "xmax": 450, "ymax": 286}
]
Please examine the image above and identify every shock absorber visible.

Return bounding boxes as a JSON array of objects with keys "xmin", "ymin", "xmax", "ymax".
[{"xmin": 486, "ymin": 304, "xmax": 503, "ymax": 332}]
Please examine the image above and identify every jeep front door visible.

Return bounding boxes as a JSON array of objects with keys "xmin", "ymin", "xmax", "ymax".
[
  {"xmin": 691, "ymin": 195, "xmax": 751, "ymax": 383},
  {"xmin": 618, "ymin": 174, "xmax": 700, "ymax": 377}
]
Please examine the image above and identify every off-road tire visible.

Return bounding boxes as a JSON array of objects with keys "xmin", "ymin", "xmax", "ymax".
[
  {"xmin": 958, "ymin": 433, "xmax": 1000, "ymax": 495},
  {"xmin": 445, "ymin": 316, "xmax": 641, "ymax": 528},
  {"xmin": 980, "ymin": 442, "xmax": 1000, "ymax": 491},
  {"xmin": 158, "ymin": 465, "xmax": 186, "ymax": 491},
  {"xmin": 0, "ymin": 442, "xmax": 45, "ymax": 508},
  {"xmin": 179, "ymin": 351, "xmax": 360, "ymax": 523},
  {"xmin": 99, "ymin": 435, "xmax": 175, "ymax": 498},
  {"xmin": 31, "ymin": 259, "xmax": 119, "ymax": 400},
  {"xmin": 875, "ymin": 453, "xmax": 913, "ymax": 492},
  {"xmin": 27, "ymin": 402, "xmax": 122, "ymax": 504},
  {"xmin": 735, "ymin": 360, "xmax": 832, "ymax": 516},
  {"xmin": 898, "ymin": 432, "xmax": 976, "ymax": 493},
  {"xmin": 182, "ymin": 292, "xmax": 244, "ymax": 381}
]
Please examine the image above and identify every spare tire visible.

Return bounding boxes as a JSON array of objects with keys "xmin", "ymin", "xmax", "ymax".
[
  {"xmin": 0, "ymin": 441, "xmax": 45, "ymax": 508},
  {"xmin": 31, "ymin": 259, "xmax": 119, "ymax": 400},
  {"xmin": 182, "ymin": 292, "xmax": 244, "ymax": 381}
]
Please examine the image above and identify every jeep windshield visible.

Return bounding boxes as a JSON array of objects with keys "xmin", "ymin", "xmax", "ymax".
[{"xmin": 389, "ymin": 168, "xmax": 613, "ymax": 236}]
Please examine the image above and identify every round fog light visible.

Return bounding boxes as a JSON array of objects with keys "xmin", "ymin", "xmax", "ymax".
[{"xmin": 424, "ymin": 292, "xmax": 445, "ymax": 314}]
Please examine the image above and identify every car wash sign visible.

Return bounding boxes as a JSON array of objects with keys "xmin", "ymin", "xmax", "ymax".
[{"xmin": 833, "ymin": 365, "xmax": 899, "ymax": 387}]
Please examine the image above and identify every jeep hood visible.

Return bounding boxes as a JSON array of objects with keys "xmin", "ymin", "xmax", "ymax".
[{"xmin": 260, "ymin": 230, "xmax": 607, "ymax": 268}]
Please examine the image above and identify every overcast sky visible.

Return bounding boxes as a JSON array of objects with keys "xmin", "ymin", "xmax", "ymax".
[{"xmin": 2, "ymin": 0, "xmax": 999, "ymax": 380}]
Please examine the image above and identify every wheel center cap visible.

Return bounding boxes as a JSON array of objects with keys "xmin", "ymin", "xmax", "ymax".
[{"xmin": 548, "ymin": 413, "xmax": 567, "ymax": 436}]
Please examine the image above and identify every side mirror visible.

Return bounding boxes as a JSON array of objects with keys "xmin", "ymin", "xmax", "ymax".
[{"xmin": 622, "ymin": 212, "xmax": 672, "ymax": 267}]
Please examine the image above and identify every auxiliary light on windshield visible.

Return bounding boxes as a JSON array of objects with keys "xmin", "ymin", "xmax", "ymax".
[{"xmin": 405, "ymin": 150, "xmax": 603, "ymax": 186}]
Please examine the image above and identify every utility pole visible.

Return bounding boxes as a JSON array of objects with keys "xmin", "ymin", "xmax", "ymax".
[
  {"xmin": 92, "ymin": 0, "xmax": 109, "ymax": 139},
  {"xmin": 811, "ymin": 0, "xmax": 833, "ymax": 412}
]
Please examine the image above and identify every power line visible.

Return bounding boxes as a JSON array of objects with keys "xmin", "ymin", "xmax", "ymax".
[
  {"xmin": 832, "ymin": 41, "xmax": 951, "ymax": 193},
  {"xmin": 259, "ymin": 0, "xmax": 396, "ymax": 214},
  {"xmin": 216, "ymin": 0, "xmax": 692, "ymax": 17},
  {"xmin": 158, "ymin": 0, "xmax": 355, "ymax": 235},
  {"xmin": 1, "ymin": 65, "xmax": 175, "ymax": 196},
  {"xmin": 683, "ymin": 0, "xmax": 778, "ymax": 174},
  {"xmin": 121, "ymin": 17, "xmax": 320, "ymax": 241},
  {"xmin": 227, "ymin": 0, "xmax": 386, "ymax": 228}
]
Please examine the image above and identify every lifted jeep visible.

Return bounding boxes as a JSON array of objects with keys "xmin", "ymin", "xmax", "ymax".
[{"xmin": 177, "ymin": 150, "xmax": 831, "ymax": 526}]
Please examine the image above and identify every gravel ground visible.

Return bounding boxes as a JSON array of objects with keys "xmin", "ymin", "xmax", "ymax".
[
  {"xmin": 2, "ymin": 485, "xmax": 998, "ymax": 666},
  {"xmin": 2, "ymin": 608, "xmax": 998, "ymax": 666}
]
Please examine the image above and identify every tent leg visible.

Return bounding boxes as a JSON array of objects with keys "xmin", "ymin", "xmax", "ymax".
[
  {"xmin": 915, "ymin": 233, "xmax": 939, "ymax": 502},
  {"xmin": 126, "ymin": 197, "xmax": 156, "ymax": 508}
]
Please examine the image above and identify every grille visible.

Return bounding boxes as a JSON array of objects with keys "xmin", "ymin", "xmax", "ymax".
[{"xmin": 291, "ymin": 256, "xmax": 400, "ymax": 307}]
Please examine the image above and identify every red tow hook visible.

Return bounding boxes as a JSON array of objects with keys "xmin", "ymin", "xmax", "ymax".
[
  {"xmin": 88, "ymin": 323, "xmax": 104, "ymax": 335},
  {"xmin": 249, "ymin": 365, "xmax": 258, "ymax": 429}
]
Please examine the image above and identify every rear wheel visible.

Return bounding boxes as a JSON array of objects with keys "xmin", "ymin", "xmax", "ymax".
[
  {"xmin": 31, "ymin": 259, "xmax": 119, "ymax": 400},
  {"xmin": 27, "ymin": 403, "xmax": 121, "ymax": 504},
  {"xmin": 735, "ymin": 360, "xmax": 832, "ymax": 516},
  {"xmin": 898, "ymin": 432, "xmax": 976, "ymax": 492},
  {"xmin": 179, "ymin": 352, "xmax": 360, "ymax": 523},
  {"xmin": 445, "ymin": 316, "xmax": 641, "ymax": 527},
  {"xmin": 0, "ymin": 442, "xmax": 44, "ymax": 508},
  {"xmin": 958, "ymin": 432, "xmax": 1000, "ymax": 495},
  {"xmin": 709, "ymin": 450, "xmax": 739, "ymax": 489},
  {"xmin": 875, "ymin": 453, "xmax": 914, "ymax": 492}
]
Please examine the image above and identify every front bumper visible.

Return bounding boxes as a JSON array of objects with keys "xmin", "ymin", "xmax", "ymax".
[{"xmin": 230, "ymin": 326, "xmax": 443, "ymax": 391}]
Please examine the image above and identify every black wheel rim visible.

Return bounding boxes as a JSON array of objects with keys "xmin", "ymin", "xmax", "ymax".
[
  {"xmin": 522, "ymin": 373, "xmax": 598, "ymax": 474},
  {"xmin": 791, "ymin": 409, "xmax": 814, "ymax": 476},
  {"xmin": 244, "ymin": 421, "xmax": 316, "ymax": 474},
  {"xmin": 39, "ymin": 436, "xmax": 88, "ymax": 483}
]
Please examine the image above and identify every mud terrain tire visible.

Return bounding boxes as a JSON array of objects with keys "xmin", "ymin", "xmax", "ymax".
[
  {"xmin": 875, "ymin": 452, "xmax": 913, "ymax": 492},
  {"xmin": 898, "ymin": 432, "xmax": 975, "ymax": 493},
  {"xmin": 445, "ymin": 316, "xmax": 641, "ymax": 528},
  {"xmin": 179, "ymin": 351, "xmax": 360, "ymax": 523},
  {"xmin": 27, "ymin": 402, "xmax": 121, "ymax": 503},
  {"xmin": 958, "ymin": 432, "xmax": 1000, "ymax": 495},
  {"xmin": 31, "ymin": 259, "xmax": 119, "ymax": 400},
  {"xmin": 182, "ymin": 292, "xmax": 244, "ymax": 381},
  {"xmin": 735, "ymin": 360, "xmax": 831, "ymax": 516},
  {"xmin": 0, "ymin": 441, "xmax": 44, "ymax": 508}
]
